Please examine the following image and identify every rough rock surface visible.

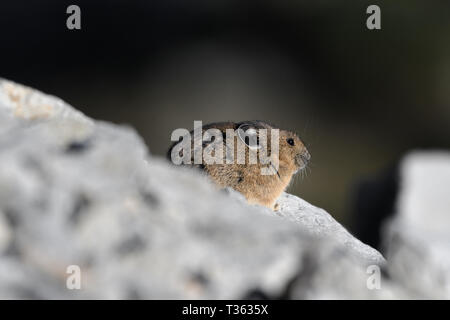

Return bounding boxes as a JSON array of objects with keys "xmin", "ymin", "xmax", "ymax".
[
  {"xmin": 0, "ymin": 78, "xmax": 446, "ymax": 299},
  {"xmin": 384, "ymin": 152, "xmax": 450, "ymax": 299}
]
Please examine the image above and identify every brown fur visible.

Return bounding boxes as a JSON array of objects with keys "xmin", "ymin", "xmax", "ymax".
[{"xmin": 168, "ymin": 121, "xmax": 310, "ymax": 210}]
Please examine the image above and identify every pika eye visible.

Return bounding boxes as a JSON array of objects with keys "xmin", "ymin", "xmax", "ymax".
[{"xmin": 287, "ymin": 138, "xmax": 295, "ymax": 146}]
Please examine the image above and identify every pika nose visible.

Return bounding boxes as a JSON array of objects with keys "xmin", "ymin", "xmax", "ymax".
[{"xmin": 301, "ymin": 149, "xmax": 310, "ymax": 164}]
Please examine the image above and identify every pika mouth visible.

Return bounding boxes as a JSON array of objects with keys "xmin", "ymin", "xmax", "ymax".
[{"xmin": 296, "ymin": 150, "xmax": 311, "ymax": 170}]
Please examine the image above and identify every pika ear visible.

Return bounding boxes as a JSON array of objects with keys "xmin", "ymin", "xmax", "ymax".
[{"xmin": 237, "ymin": 123, "xmax": 261, "ymax": 150}]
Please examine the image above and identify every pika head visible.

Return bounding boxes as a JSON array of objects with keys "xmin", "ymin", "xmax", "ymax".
[
  {"xmin": 278, "ymin": 129, "xmax": 311, "ymax": 174},
  {"xmin": 168, "ymin": 120, "xmax": 311, "ymax": 210}
]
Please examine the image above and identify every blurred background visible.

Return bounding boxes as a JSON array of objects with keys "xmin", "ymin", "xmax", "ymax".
[{"xmin": 1, "ymin": 0, "xmax": 449, "ymax": 239}]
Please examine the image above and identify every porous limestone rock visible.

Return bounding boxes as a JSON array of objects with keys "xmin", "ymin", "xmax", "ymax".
[{"xmin": 0, "ymin": 78, "xmax": 391, "ymax": 299}]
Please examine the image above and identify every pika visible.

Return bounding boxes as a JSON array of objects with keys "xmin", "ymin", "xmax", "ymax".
[{"xmin": 167, "ymin": 121, "xmax": 310, "ymax": 210}]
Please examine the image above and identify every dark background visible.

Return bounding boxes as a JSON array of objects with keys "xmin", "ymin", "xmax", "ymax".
[{"xmin": 1, "ymin": 1, "xmax": 449, "ymax": 236}]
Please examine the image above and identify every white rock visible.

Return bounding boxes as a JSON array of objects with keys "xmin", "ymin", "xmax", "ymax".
[
  {"xmin": 385, "ymin": 151, "xmax": 450, "ymax": 298},
  {"xmin": 0, "ymin": 78, "xmax": 388, "ymax": 299},
  {"xmin": 276, "ymin": 192, "xmax": 384, "ymax": 265}
]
